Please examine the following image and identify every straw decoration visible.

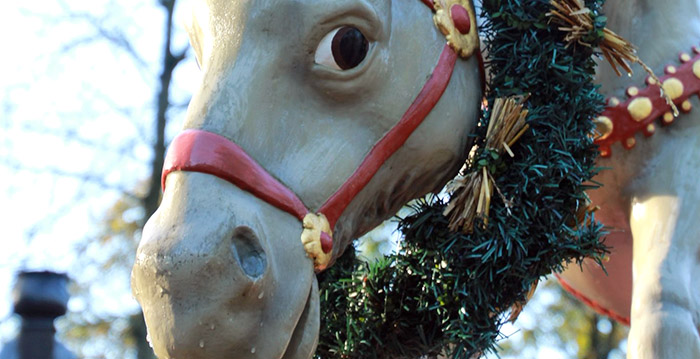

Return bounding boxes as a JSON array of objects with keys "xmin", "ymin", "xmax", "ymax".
[
  {"xmin": 444, "ymin": 97, "xmax": 530, "ymax": 233},
  {"xmin": 547, "ymin": 0, "xmax": 678, "ymax": 115}
]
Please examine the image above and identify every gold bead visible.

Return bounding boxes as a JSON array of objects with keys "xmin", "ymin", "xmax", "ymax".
[
  {"xmin": 593, "ymin": 116, "xmax": 614, "ymax": 140},
  {"xmin": 666, "ymin": 65, "xmax": 677, "ymax": 74},
  {"xmin": 663, "ymin": 111, "xmax": 675, "ymax": 124},
  {"xmin": 626, "ymin": 137, "xmax": 637, "ymax": 148},
  {"xmin": 662, "ymin": 78, "xmax": 684, "ymax": 100},
  {"xmin": 609, "ymin": 97, "xmax": 621, "ymax": 107},
  {"xmin": 628, "ymin": 97, "xmax": 653, "ymax": 122},
  {"xmin": 627, "ymin": 87, "xmax": 640, "ymax": 97},
  {"xmin": 646, "ymin": 124, "xmax": 656, "ymax": 134},
  {"xmin": 682, "ymin": 100, "xmax": 692, "ymax": 111},
  {"xmin": 681, "ymin": 53, "xmax": 692, "ymax": 62},
  {"xmin": 694, "ymin": 61, "xmax": 700, "ymax": 79}
]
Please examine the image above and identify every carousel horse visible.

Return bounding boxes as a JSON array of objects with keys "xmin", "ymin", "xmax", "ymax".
[
  {"xmin": 558, "ymin": 0, "xmax": 700, "ymax": 357},
  {"xmin": 130, "ymin": 0, "xmax": 483, "ymax": 358}
]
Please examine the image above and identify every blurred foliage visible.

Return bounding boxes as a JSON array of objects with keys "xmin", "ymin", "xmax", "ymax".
[
  {"xmin": 102, "ymin": 196, "xmax": 142, "ymax": 245},
  {"xmin": 60, "ymin": 182, "xmax": 149, "ymax": 359},
  {"xmin": 496, "ymin": 279, "xmax": 628, "ymax": 359}
]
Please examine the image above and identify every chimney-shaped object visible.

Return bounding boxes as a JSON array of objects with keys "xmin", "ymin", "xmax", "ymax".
[{"xmin": 0, "ymin": 271, "xmax": 75, "ymax": 359}]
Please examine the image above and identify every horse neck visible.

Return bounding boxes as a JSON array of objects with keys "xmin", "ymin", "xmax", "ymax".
[
  {"xmin": 597, "ymin": 0, "xmax": 700, "ymax": 94},
  {"xmin": 598, "ymin": 5, "xmax": 700, "ymax": 350}
]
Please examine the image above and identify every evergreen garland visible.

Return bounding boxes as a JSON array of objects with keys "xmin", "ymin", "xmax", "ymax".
[{"xmin": 315, "ymin": 1, "xmax": 609, "ymax": 358}]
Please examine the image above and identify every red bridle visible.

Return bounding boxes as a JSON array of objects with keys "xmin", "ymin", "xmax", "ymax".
[
  {"xmin": 162, "ymin": 1, "xmax": 483, "ymax": 268},
  {"xmin": 595, "ymin": 47, "xmax": 700, "ymax": 157}
]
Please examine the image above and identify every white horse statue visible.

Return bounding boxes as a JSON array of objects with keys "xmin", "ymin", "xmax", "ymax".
[
  {"xmin": 131, "ymin": 0, "xmax": 483, "ymax": 358},
  {"xmin": 558, "ymin": 0, "xmax": 700, "ymax": 357}
]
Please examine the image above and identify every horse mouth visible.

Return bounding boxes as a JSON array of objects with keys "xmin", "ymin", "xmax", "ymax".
[
  {"xmin": 136, "ymin": 265, "xmax": 319, "ymax": 359},
  {"xmin": 280, "ymin": 279, "xmax": 320, "ymax": 359}
]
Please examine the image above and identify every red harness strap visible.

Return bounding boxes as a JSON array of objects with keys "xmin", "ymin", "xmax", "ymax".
[
  {"xmin": 596, "ymin": 48, "xmax": 700, "ymax": 157},
  {"xmin": 555, "ymin": 274, "xmax": 631, "ymax": 326},
  {"xmin": 162, "ymin": 44, "xmax": 459, "ymax": 255}
]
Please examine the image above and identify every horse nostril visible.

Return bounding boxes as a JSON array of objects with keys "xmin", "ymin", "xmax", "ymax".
[{"xmin": 230, "ymin": 226, "xmax": 267, "ymax": 279}]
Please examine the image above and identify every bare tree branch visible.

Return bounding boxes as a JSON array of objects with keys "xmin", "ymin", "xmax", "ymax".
[
  {"xmin": 22, "ymin": 0, "xmax": 153, "ymax": 81},
  {"xmin": 14, "ymin": 125, "xmax": 143, "ymax": 163},
  {"xmin": 143, "ymin": 0, "xmax": 187, "ymax": 221}
]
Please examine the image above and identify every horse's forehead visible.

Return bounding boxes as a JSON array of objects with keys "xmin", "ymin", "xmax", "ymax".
[{"xmin": 197, "ymin": 0, "xmax": 388, "ymax": 19}]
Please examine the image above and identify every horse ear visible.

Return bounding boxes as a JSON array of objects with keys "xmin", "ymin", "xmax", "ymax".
[{"xmin": 182, "ymin": 2, "xmax": 208, "ymax": 69}]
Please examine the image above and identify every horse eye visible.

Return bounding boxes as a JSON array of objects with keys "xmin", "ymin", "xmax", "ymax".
[{"xmin": 314, "ymin": 26, "xmax": 369, "ymax": 70}]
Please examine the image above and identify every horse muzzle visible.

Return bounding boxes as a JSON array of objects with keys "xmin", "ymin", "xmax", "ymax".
[{"xmin": 131, "ymin": 171, "xmax": 317, "ymax": 359}]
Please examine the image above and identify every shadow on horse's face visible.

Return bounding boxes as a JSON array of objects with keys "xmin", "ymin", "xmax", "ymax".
[{"xmin": 131, "ymin": 0, "xmax": 482, "ymax": 358}]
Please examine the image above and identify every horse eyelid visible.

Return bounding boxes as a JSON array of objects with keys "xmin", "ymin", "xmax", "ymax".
[{"xmin": 313, "ymin": 1, "xmax": 383, "ymax": 43}]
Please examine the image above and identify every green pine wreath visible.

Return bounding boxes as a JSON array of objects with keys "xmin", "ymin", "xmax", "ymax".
[{"xmin": 315, "ymin": 1, "xmax": 610, "ymax": 358}]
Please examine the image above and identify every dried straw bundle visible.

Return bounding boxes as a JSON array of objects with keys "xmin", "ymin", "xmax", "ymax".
[
  {"xmin": 548, "ymin": 0, "xmax": 678, "ymax": 114},
  {"xmin": 508, "ymin": 279, "xmax": 539, "ymax": 323},
  {"xmin": 444, "ymin": 97, "xmax": 529, "ymax": 233},
  {"xmin": 548, "ymin": 0, "xmax": 635, "ymax": 76}
]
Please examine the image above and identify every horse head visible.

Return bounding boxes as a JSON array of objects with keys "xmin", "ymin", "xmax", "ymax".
[{"xmin": 131, "ymin": 0, "xmax": 483, "ymax": 358}]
